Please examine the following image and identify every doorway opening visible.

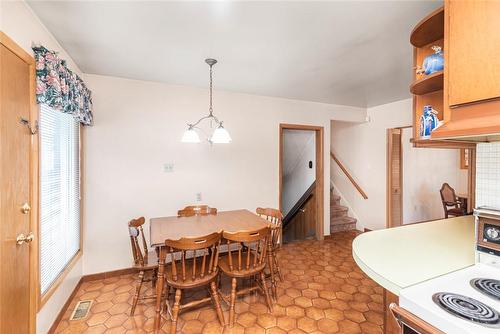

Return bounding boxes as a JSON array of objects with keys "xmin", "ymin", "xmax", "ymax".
[
  {"xmin": 279, "ymin": 124, "xmax": 324, "ymax": 242},
  {"xmin": 387, "ymin": 126, "xmax": 476, "ymax": 228}
]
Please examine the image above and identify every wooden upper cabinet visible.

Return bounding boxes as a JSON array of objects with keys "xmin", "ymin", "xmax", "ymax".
[
  {"xmin": 447, "ymin": 0, "xmax": 500, "ymax": 106},
  {"xmin": 429, "ymin": 0, "xmax": 500, "ymax": 141}
]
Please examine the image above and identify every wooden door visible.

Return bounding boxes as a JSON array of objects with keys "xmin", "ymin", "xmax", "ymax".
[
  {"xmin": 387, "ymin": 129, "xmax": 402, "ymax": 228},
  {"xmin": 447, "ymin": 0, "xmax": 500, "ymax": 106},
  {"xmin": 283, "ymin": 192, "xmax": 316, "ymax": 243},
  {"xmin": 0, "ymin": 34, "xmax": 37, "ymax": 334}
]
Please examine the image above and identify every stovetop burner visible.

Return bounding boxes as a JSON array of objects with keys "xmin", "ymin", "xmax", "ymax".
[
  {"xmin": 432, "ymin": 292, "xmax": 500, "ymax": 327},
  {"xmin": 471, "ymin": 278, "xmax": 500, "ymax": 301}
]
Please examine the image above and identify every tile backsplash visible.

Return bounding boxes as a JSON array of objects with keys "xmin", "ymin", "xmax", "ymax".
[{"xmin": 476, "ymin": 142, "xmax": 500, "ymax": 208}]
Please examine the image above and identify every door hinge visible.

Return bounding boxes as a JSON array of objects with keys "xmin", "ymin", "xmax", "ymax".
[{"xmin": 19, "ymin": 118, "xmax": 38, "ymax": 135}]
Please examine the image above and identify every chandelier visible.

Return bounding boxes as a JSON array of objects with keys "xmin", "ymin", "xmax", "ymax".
[{"xmin": 181, "ymin": 58, "xmax": 231, "ymax": 144}]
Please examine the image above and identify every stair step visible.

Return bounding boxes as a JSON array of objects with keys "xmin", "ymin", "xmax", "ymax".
[
  {"xmin": 330, "ymin": 205, "xmax": 348, "ymax": 218},
  {"xmin": 331, "ymin": 216, "xmax": 357, "ymax": 225},
  {"xmin": 330, "ymin": 221, "xmax": 357, "ymax": 233},
  {"xmin": 330, "ymin": 205, "xmax": 348, "ymax": 212}
]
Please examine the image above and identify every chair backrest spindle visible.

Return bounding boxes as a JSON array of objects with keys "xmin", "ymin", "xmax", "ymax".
[
  {"xmin": 178, "ymin": 205, "xmax": 218, "ymax": 217},
  {"xmin": 165, "ymin": 232, "xmax": 222, "ymax": 284},
  {"xmin": 256, "ymin": 207, "xmax": 283, "ymax": 248},
  {"xmin": 128, "ymin": 217, "xmax": 147, "ymax": 266},
  {"xmin": 222, "ymin": 227, "xmax": 270, "ymax": 274}
]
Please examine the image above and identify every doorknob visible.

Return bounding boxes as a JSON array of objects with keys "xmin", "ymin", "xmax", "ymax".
[
  {"xmin": 16, "ymin": 232, "xmax": 34, "ymax": 245},
  {"xmin": 20, "ymin": 203, "xmax": 31, "ymax": 214}
]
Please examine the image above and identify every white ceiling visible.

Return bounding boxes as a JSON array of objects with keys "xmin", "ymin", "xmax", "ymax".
[{"xmin": 27, "ymin": 0, "xmax": 442, "ymax": 108}]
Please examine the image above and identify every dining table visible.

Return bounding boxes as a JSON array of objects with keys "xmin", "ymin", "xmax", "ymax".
[
  {"xmin": 149, "ymin": 209, "xmax": 271, "ymax": 332},
  {"xmin": 457, "ymin": 193, "xmax": 469, "ymax": 214}
]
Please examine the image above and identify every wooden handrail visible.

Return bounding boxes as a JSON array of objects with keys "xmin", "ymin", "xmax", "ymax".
[{"xmin": 330, "ymin": 152, "xmax": 368, "ymax": 199}]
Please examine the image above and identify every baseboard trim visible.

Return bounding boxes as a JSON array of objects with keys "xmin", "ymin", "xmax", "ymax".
[
  {"xmin": 47, "ymin": 267, "xmax": 137, "ymax": 333},
  {"xmin": 82, "ymin": 267, "xmax": 138, "ymax": 282},
  {"xmin": 47, "ymin": 278, "xmax": 83, "ymax": 334}
]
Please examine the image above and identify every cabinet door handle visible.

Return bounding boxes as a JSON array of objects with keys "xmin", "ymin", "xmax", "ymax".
[
  {"xmin": 20, "ymin": 203, "xmax": 31, "ymax": 214},
  {"xmin": 16, "ymin": 232, "xmax": 34, "ymax": 245}
]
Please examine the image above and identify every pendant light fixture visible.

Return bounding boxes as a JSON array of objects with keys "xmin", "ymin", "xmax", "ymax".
[{"xmin": 181, "ymin": 58, "xmax": 231, "ymax": 144}]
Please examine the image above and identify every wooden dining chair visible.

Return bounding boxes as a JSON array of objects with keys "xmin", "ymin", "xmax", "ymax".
[
  {"xmin": 256, "ymin": 207, "xmax": 283, "ymax": 300},
  {"xmin": 218, "ymin": 227, "xmax": 273, "ymax": 327},
  {"xmin": 164, "ymin": 232, "xmax": 225, "ymax": 334},
  {"xmin": 177, "ymin": 205, "xmax": 217, "ymax": 217},
  {"xmin": 128, "ymin": 217, "xmax": 159, "ymax": 316},
  {"xmin": 439, "ymin": 183, "xmax": 467, "ymax": 218}
]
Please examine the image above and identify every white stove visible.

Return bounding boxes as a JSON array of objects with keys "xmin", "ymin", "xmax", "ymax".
[
  {"xmin": 400, "ymin": 263, "xmax": 500, "ymax": 334},
  {"xmin": 397, "ymin": 207, "xmax": 500, "ymax": 333}
]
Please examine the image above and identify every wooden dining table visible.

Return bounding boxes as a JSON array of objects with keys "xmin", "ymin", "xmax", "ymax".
[
  {"xmin": 457, "ymin": 193, "xmax": 469, "ymax": 213},
  {"xmin": 149, "ymin": 209, "xmax": 271, "ymax": 332}
]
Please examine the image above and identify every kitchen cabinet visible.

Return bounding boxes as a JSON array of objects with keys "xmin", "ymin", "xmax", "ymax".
[
  {"xmin": 411, "ymin": 1, "xmax": 500, "ymax": 143},
  {"xmin": 446, "ymin": 0, "xmax": 500, "ymax": 107},
  {"xmin": 384, "ymin": 289, "xmax": 400, "ymax": 334}
]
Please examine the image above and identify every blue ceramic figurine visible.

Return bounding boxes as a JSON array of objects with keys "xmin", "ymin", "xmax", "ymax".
[
  {"xmin": 423, "ymin": 46, "xmax": 444, "ymax": 75},
  {"xmin": 419, "ymin": 105, "xmax": 439, "ymax": 139}
]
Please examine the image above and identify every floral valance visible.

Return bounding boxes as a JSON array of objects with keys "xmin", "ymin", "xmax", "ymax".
[{"xmin": 33, "ymin": 45, "xmax": 93, "ymax": 125}]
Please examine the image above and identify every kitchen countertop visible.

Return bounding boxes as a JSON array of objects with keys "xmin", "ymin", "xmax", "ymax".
[{"xmin": 352, "ymin": 216, "xmax": 476, "ymax": 295}]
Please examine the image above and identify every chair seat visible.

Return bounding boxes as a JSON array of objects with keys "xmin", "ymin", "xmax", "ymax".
[
  {"xmin": 447, "ymin": 208, "xmax": 465, "ymax": 215},
  {"xmin": 218, "ymin": 255, "xmax": 266, "ymax": 278},
  {"xmin": 165, "ymin": 264, "xmax": 218, "ymax": 289},
  {"xmin": 133, "ymin": 250, "xmax": 159, "ymax": 269}
]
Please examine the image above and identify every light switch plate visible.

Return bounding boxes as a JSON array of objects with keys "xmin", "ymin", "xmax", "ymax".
[
  {"xmin": 196, "ymin": 193, "xmax": 202, "ymax": 202},
  {"xmin": 163, "ymin": 163, "xmax": 174, "ymax": 173}
]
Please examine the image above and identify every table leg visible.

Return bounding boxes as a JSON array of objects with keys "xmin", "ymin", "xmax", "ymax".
[{"xmin": 154, "ymin": 246, "xmax": 166, "ymax": 333}]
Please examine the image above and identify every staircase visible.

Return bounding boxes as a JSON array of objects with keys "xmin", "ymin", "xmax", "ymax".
[{"xmin": 330, "ymin": 188, "xmax": 357, "ymax": 233}]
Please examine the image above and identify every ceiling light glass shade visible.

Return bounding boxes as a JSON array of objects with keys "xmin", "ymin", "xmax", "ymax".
[
  {"xmin": 210, "ymin": 125, "xmax": 232, "ymax": 143},
  {"xmin": 181, "ymin": 128, "xmax": 201, "ymax": 143}
]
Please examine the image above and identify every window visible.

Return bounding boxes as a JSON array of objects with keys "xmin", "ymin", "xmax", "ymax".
[{"xmin": 39, "ymin": 104, "xmax": 81, "ymax": 295}]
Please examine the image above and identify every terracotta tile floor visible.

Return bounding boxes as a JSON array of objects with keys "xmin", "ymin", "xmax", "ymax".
[{"xmin": 54, "ymin": 231, "xmax": 383, "ymax": 333}]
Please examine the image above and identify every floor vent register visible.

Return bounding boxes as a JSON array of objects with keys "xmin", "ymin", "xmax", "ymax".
[{"xmin": 69, "ymin": 300, "xmax": 93, "ymax": 321}]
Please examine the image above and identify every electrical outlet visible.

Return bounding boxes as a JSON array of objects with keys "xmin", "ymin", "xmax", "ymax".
[
  {"xmin": 163, "ymin": 163, "xmax": 174, "ymax": 173},
  {"xmin": 196, "ymin": 193, "xmax": 202, "ymax": 202}
]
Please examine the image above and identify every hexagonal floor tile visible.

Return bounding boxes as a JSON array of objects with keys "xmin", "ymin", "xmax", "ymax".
[{"xmin": 51, "ymin": 231, "xmax": 383, "ymax": 334}]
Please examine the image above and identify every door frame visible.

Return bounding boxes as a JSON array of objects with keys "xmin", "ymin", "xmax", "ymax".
[
  {"xmin": 279, "ymin": 124, "xmax": 324, "ymax": 240},
  {"xmin": 386, "ymin": 128, "xmax": 404, "ymax": 229},
  {"xmin": 386, "ymin": 126, "xmax": 477, "ymax": 228},
  {"xmin": 0, "ymin": 32, "xmax": 38, "ymax": 334}
]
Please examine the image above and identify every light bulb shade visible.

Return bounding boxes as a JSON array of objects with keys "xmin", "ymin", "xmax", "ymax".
[
  {"xmin": 211, "ymin": 126, "xmax": 232, "ymax": 143},
  {"xmin": 181, "ymin": 128, "xmax": 201, "ymax": 143}
]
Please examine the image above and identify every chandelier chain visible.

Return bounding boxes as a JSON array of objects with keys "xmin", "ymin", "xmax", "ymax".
[{"xmin": 209, "ymin": 64, "xmax": 213, "ymax": 116}]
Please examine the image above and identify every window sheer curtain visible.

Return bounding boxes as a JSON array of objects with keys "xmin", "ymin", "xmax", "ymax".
[{"xmin": 39, "ymin": 104, "xmax": 80, "ymax": 294}]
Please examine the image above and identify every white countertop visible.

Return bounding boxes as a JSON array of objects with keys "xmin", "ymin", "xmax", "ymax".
[{"xmin": 352, "ymin": 216, "xmax": 476, "ymax": 295}]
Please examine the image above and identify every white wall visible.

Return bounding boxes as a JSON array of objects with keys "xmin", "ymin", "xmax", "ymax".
[
  {"xmin": 282, "ymin": 130, "xmax": 316, "ymax": 215},
  {"xmin": 331, "ymin": 99, "xmax": 412, "ymax": 231},
  {"xmin": 331, "ymin": 98, "xmax": 469, "ymax": 231},
  {"xmin": 402, "ymin": 127, "xmax": 467, "ymax": 223},
  {"xmin": 82, "ymin": 74, "xmax": 366, "ymax": 274},
  {"xmin": 0, "ymin": 1, "xmax": 84, "ymax": 333}
]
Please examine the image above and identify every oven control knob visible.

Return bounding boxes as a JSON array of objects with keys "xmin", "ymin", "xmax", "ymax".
[{"xmin": 486, "ymin": 227, "xmax": 499, "ymax": 240}]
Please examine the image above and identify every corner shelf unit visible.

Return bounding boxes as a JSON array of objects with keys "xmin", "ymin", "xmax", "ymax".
[
  {"xmin": 410, "ymin": 6, "xmax": 447, "ymax": 147},
  {"xmin": 410, "ymin": 7, "xmax": 444, "ymax": 47},
  {"xmin": 410, "ymin": 70, "xmax": 443, "ymax": 95}
]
